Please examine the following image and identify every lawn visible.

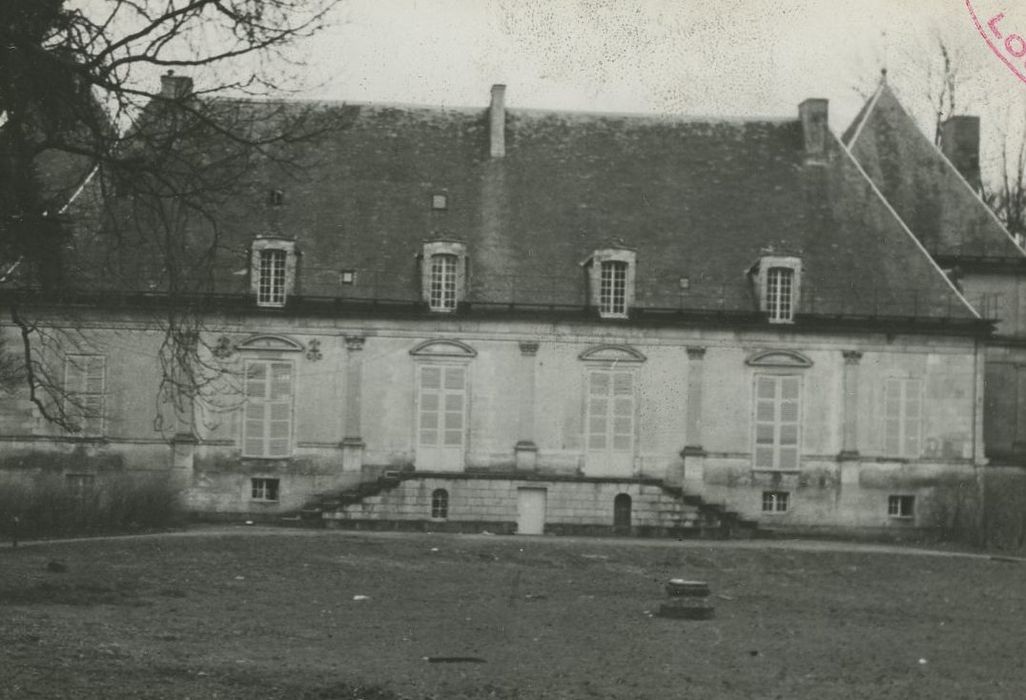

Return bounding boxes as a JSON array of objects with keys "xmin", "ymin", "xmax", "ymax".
[{"xmin": 1, "ymin": 529, "xmax": 1023, "ymax": 699}]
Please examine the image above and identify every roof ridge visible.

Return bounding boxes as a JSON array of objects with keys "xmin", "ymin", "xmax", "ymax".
[
  {"xmin": 843, "ymin": 81, "xmax": 885, "ymax": 148},
  {"xmin": 837, "ymin": 130, "xmax": 981, "ymax": 319},
  {"xmin": 879, "ymin": 83, "xmax": 1026, "ymax": 258}
]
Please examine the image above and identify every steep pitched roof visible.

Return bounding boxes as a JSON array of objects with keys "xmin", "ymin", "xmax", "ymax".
[
  {"xmin": 41, "ymin": 94, "xmax": 983, "ymax": 325},
  {"xmin": 844, "ymin": 82, "xmax": 1024, "ymax": 261}
]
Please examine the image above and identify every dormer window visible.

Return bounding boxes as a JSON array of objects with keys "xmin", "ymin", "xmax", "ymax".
[
  {"xmin": 600, "ymin": 261, "xmax": 628, "ymax": 315},
  {"xmin": 421, "ymin": 241, "xmax": 467, "ymax": 312},
  {"xmin": 584, "ymin": 248, "xmax": 636, "ymax": 319},
  {"xmin": 259, "ymin": 249, "xmax": 286, "ymax": 305},
  {"xmin": 754, "ymin": 256, "xmax": 802, "ymax": 324},
  {"xmin": 251, "ymin": 238, "xmax": 297, "ymax": 308}
]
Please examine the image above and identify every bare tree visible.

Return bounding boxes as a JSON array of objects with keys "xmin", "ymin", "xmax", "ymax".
[{"xmin": 0, "ymin": 0, "xmax": 345, "ymax": 433}]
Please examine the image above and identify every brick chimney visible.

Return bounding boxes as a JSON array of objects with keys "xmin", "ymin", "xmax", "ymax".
[
  {"xmin": 940, "ymin": 116, "xmax": 982, "ymax": 193},
  {"xmin": 798, "ymin": 98, "xmax": 829, "ymax": 161},
  {"xmin": 160, "ymin": 71, "xmax": 193, "ymax": 99},
  {"xmin": 489, "ymin": 84, "xmax": 506, "ymax": 158}
]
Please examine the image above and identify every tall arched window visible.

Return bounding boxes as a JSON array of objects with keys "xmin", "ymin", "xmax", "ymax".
[{"xmin": 431, "ymin": 489, "xmax": 449, "ymax": 519}]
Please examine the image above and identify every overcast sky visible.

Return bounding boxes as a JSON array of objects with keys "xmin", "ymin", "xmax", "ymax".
[{"xmin": 300, "ymin": 2, "xmax": 1007, "ymax": 116}]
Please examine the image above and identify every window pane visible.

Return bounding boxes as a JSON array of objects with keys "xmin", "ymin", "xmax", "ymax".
[
  {"xmin": 613, "ymin": 397, "xmax": 632, "ymax": 416},
  {"xmin": 590, "ymin": 372, "xmax": 610, "ymax": 395},
  {"xmin": 612, "ymin": 372, "xmax": 633, "ymax": 395},
  {"xmin": 444, "ymin": 430, "xmax": 463, "ymax": 446},
  {"xmin": 444, "ymin": 394, "xmax": 463, "ymax": 411},
  {"xmin": 778, "ymin": 447, "xmax": 798, "ymax": 470},
  {"xmin": 779, "ymin": 424, "xmax": 798, "ymax": 445},
  {"xmin": 420, "ymin": 413, "xmax": 438, "ymax": 429},
  {"xmin": 755, "ymin": 424, "xmax": 775, "ymax": 444},
  {"xmin": 420, "ymin": 429, "xmax": 438, "ymax": 446},
  {"xmin": 612, "ymin": 434, "xmax": 631, "ymax": 451},
  {"xmin": 444, "ymin": 367, "xmax": 465, "ymax": 390},
  {"xmin": 754, "ymin": 447, "xmax": 775, "ymax": 469},
  {"xmin": 421, "ymin": 394, "xmax": 439, "ymax": 411},
  {"xmin": 756, "ymin": 401, "xmax": 775, "ymax": 422},
  {"xmin": 780, "ymin": 401, "xmax": 799, "ymax": 423},
  {"xmin": 757, "ymin": 377, "xmax": 777, "ymax": 399},
  {"xmin": 780, "ymin": 377, "xmax": 799, "ymax": 399},
  {"xmin": 589, "ymin": 434, "xmax": 607, "ymax": 450},
  {"xmin": 613, "ymin": 417, "xmax": 632, "ymax": 435},
  {"xmin": 444, "ymin": 412, "xmax": 463, "ymax": 430},
  {"xmin": 421, "ymin": 367, "xmax": 441, "ymax": 389}
]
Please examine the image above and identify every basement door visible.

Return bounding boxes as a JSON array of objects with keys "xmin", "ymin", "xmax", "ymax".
[
  {"xmin": 517, "ymin": 488, "xmax": 547, "ymax": 535},
  {"xmin": 416, "ymin": 365, "xmax": 467, "ymax": 471},
  {"xmin": 583, "ymin": 369, "xmax": 635, "ymax": 477}
]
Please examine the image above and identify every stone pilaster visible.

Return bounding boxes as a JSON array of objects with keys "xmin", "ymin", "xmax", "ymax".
[
  {"xmin": 341, "ymin": 335, "xmax": 366, "ymax": 471},
  {"xmin": 515, "ymin": 341, "xmax": 540, "ymax": 470},
  {"xmin": 839, "ymin": 350, "xmax": 862, "ymax": 460},
  {"xmin": 682, "ymin": 346, "xmax": 707, "ymax": 456}
]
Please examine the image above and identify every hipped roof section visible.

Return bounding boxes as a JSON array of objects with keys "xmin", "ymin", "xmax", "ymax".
[
  {"xmin": 59, "ymin": 93, "xmax": 980, "ymax": 323},
  {"xmin": 844, "ymin": 82, "xmax": 1024, "ymax": 261}
]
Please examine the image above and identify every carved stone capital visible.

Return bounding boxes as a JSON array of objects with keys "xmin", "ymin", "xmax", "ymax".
[
  {"xmin": 519, "ymin": 341, "xmax": 540, "ymax": 356},
  {"xmin": 686, "ymin": 346, "xmax": 707, "ymax": 360},
  {"xmin": 345, "ymin": 335, "xmax": 365, "ymax": 352},
  {"xmin": 842, "ymin": 350, "xmax": 863, "ymax": 365}
]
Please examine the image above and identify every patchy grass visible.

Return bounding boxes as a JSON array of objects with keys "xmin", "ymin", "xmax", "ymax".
[{"xmin": 1, "ymin": 530, "xmax": 1024, "ymax": 699}]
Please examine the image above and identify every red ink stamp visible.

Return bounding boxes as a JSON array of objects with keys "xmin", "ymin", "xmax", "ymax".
[{"xmin": 967, "ymin": 1, "xmax": 1026, "ymax": 85}]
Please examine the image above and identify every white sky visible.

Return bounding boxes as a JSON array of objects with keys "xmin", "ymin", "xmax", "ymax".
[
  {"xmin": 287, "ymin": 0, "xmax": 1026, "ymax": 182},
  {"xmin": 76, "ymin": 0, "xmax": 1026, "ymax": 181}
]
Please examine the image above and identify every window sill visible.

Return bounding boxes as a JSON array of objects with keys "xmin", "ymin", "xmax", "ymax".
[
  {"xmin": 256, "ymin": 301, "xmax": 287, "ymax": 309},
  {"xmin": 751, "ymin": 467, "xmax": 801, "ymax": 474},
  {"xmin": 251, "ymin": 500, "xmax": 280, "ymax": 505}
]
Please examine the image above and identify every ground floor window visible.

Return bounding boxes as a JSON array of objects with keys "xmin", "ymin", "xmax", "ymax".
[
  {"xmin": 761, "ymin": 491, "xmax": 790, "ymax": 513},
  {"xmin": 431, "ymin": 489, "xmax": 449, "ymax": 519},
  {"xmin": 251, "ymin": 478, "xmax": 280, "ymax": 502},
  {"xmin": 888, "ymin": 494, "xmax": 915, "ymax": 518}
]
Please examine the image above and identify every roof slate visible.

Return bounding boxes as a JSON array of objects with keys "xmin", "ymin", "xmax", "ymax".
[
  {"xmin": 55, "ymin": 95, "xmax": 982, "ymax": 322},
  {"xmin": 844, "ymin": 83, "xmax": 1024, "ymax": 261}
]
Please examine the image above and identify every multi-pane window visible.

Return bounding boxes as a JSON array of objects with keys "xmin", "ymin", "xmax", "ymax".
[
  {"xmin": 243, "ymin": 360, "xmax": 294, "ymax": 458},
  {"xmin": 251, "ymin": 478, "xmax": 280, "ymax": 502},
  {"xmin": 599, "ymin": 261, "xmax": 628, "ymax": 316},
  {"xmin": 754, "ymin": 375, "xmax": 801, "ymax": 470},
  {"xmin": 418, "ymin": 366, "xmax": 466, "ymax": 449},
  {"xmin": 884, "ymin": 378, "xmax": 923, "ymax": 457},
  {"xmin": 429, "ymin": 254, "xmax": 458, "ymax": 311},
  {"xmin": 66, "ymin": 473, "xmax": 95, "ymax": 500},
  {"xmin": 766, "ymin": 267, "xmax": 795, "ymax": 322},
  {"xmin": 586, "ymin": 370, "xmax": 635, "ymax": 453},
  {"xmin": 888, "ymin": 494, "xmax": 915, "ymax": 518},
  {"xmin": 258, "ymin": 248, "xmax": 287, "ymax": 306},
  {"xmin": 431, "ymin": 489, "xmax": 449, "ymax": 518},
  {"xmin": 64, "ymin": 354, "xmax": 106, "ymax": 436},
  {"xmin": 762, "ymin": 491, "xmax": 790, "ymax": 513}
]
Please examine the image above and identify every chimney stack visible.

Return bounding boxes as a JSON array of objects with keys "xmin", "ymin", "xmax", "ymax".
[
  {"xmin": 940, "ymin": 116, "xmax": 982, "ymax": 193},
  {"xmin": 160, "ymin": 71, "xmax": 193, "ymax": 100},
  {"xmin": 489, "ymin": 84, "xmax": 506, "ymax": 158},
  {"xmin": 798, "ymin": 99, "xmax": 829, "ymax": 160}
]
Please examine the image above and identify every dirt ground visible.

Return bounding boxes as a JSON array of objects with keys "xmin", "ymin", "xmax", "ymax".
[{"xmin": 1, "ymin": 528, "xmax": 1024, "ymax": 699}]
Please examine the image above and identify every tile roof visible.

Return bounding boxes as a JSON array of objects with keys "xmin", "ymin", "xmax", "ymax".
[
  {"xmin": 49, "ymin": 94, "xmax": 982, "ymax": 323},
  {"xmin": 844, "ymin": 83, "xmax": 1024, "ymax": 261}
]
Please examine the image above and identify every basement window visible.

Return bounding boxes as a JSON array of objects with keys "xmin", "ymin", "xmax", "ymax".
[
  {"xmin": 251, "ymin": 478, "xmax": 280, "ymax": 503},
  {"xmin": 431, "ymin": 193, "xmax": 448, "ymax": 210},
  {"xmin": 761, "ymin": 491, "xmax": 790, "ymax": 513},
  {"xmin": 887, "ymin": 494, "xmax": 915, "ymax": 519},
  {"xmin": 431, "ymin": 489, "xmax": 449, "ymax": 519},
  {"xmin": 66, "ymin": 474, "xmax": 95, "ymax": 500}
]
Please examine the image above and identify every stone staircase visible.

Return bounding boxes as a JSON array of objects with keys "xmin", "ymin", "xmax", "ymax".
[{"xmin": 289, "ymin": 471, "xmax": 760, "ymax": 538}]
